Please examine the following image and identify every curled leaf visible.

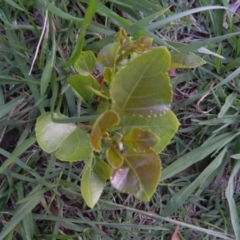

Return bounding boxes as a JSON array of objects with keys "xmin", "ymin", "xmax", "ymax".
[{"xmin": 90, "ymin": 110, "xmax": 120, "ymax": 152}]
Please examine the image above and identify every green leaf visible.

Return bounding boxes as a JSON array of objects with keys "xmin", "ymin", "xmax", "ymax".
[
  {"xmin": 36, "ymin": 112, "xmax": 76, "ymax": 153},
  {"xmin": 55, "ymin": 129, "xmax": 92, "ymax": 162},
  {"xmin": 122, "ymin": 110, "xmax": 180, "ymax": 153},
  {"xmin": 67, "ymin": 74, "xmax": 99, "ymax": 103},
  {"xmin": 106, "ymin": 147, "xmax": 123, "ymax": 168},
  {"xmin": 170, "ymin": 52, "xmax": 206, "ymax": 69},
  {"xmin": 93, "ymin": 157, "xmax": 112, "ymax": 181},
  {"xmin": 36, "ymin": 113, "xmax": 92, "ymax": 161},
  {"xmin": 74, "ymin": 51, "xmax": 96, "ymax": 75},
  {"xmin": 90, "ymin": 110, "xmax": 120, "ymax": 152},
  {"xmin": 96, "ymin": 101, "xmax": 110, "ymax": 114},
  {"xmin": 111, "ymin": 149, "xmax": 161, "ymax": 201},
  {"xmin": 122, "ymin": 128, "xmax": 158, "ymax": 152},
  {"xmin": 89, "ymin": 101, "xmax": 110, "ymax": 126},
  {"xmin": 103, "ymin": 67, "xmax": 114, "ymax": 85},
  {"xmin": 85, "ymin": 85, "xmax": 110, "ymax": 100},
  {"xmin": 110, "ymin": 47, "xmax": 172, "ymax": 116},
  {"xmin": 97, "ymin": 42, "xmax": 120, "ymax": 67},
  {"xmin": 81, "ymin": 156, "xmax": 106, "ymax": 208}
]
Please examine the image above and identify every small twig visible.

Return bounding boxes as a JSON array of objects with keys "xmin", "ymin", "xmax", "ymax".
[
  {"xmin": 76, "ymin": 124, "xmax": 92, "ymax": 130},
  {"xmin": 196, "ymin": 81, "xmax": 215, "ymax": 114}
]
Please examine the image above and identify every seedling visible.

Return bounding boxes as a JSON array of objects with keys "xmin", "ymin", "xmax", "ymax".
[{"xmin": 36, "ymin": 28, "xmax": 205, "ymax": 208}]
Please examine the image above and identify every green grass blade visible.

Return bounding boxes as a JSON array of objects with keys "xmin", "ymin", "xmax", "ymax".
[
  {"xmin": 4, "ymin": 0, "xmax": 23, "ymax": 11},
  {"xmin": 40, "ymin": 13, "xmax": 56, "ymax": 97},
  {"xmin": 0, "ymin": 190, "xmax": 43, "ymax": 240},
  {"xmin": 39, "ymin": 0, "xmax": 113, "ymax": 35},
  {"xmin": 213, "ymin": 66, "xmax": 240, "ymax": 90},
  {"xmin": 218, "ymin": 92, "xmax": 238, "ymax": 118},
  {"xmin": 0, "ymin": 76, "xmax": 40, "ymax": 85},
  {"xmin": 0, "ymin": 87, "xmax": 4, "ymax": 108},
  {"xmin": 32, "ymin": 214, "xmax": 168, "ymax": 230},
  {"xmin": 162, "ymin": 148, "xmax": 226, "ymax": 216},
  {"xmin": 226, "ymin": 160, "xmax": 240, "ymax": 239},
  {"xmin": 16, "ymin": 0, "xmax": 40, "ymax": 36},
  {"xmin": 178, "ymin": 32, "xmax": 240, "ymax": 53},
  {"xmin": 147, "ymin": 6, "xmax": 228, "ymax": 31},
  {"xmin": 99, "ymin": 201, "xmax": 233, "ymax": 239},
  {"xmin": 65, "ymin": 0, "xmax": 98, "ymax": 66},
  {"xmin": 161, "ymin": 132, "xmax": 240, "ymax": 181},
  {"xmin": 0, "ymin": 94, "xmax": 27, "ymax": 118},
  {"xmin": 5, "ymin": 26, "xmax": 44, "ymax": 113},
  {"xmin": 41, "ymin": 58, "xmax": 53, "ymax": 97},
  {"xmin": 16, "ymin": 182, "xmax": 35, "ymax": 240},
  {"xmin": 0, "ymin": 136, "xmax": 36, "ymax": 174}
]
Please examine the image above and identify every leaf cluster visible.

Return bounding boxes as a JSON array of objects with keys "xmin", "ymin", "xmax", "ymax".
[{"xmin": 35, "ymin": 29, "xmax": 206, "ymax": 208}]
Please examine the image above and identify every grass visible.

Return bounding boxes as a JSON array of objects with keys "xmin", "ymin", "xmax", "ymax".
[{"xmin": 0, "ymin": 0, "xmax": 240, "ymax": 239}]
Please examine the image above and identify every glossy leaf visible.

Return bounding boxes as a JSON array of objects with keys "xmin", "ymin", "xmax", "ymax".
[
  {"xmin": 106, "ymin": 147, "xmax": 123, "ymax": 168},
  {"xmin": 36, "ymin": 113, "xmax": 92, "ymax": 161},
  {"xmin": 55, "ymin": 128, "xmax": 92, "ymax": 162},
  {"xmin": 122, "ymin": 110, "xmax": 180, "ymax": 153},
  {"xmin": 81, "ymin": 156, "xmax": 106, "ymax": 208},
  {"xmin": 67, "ymin": 74, "xmax": 99, "ymax": 103},
  {"xmin": 170, "ymin": 52, "xmax": 206, "ymax": 69},
  {"xmin": 123, "ymin": 128, "xmax": 158, "ymax": 152},
  {"xmin": 111, "ymin": 149, "xmax": 161, "ymax": 201},
  {"xmin": 74, "ymin": 51, "xmax": 96, "ymax": 75},
  {"xmin": 90, "ymin": 110, "xmax": 120, "ymax": 152},
  {"xmin": 97, "ymin": 42, "xmax": 120, "ymax": 67},
  {"xmin": 111, "ymin": 47, "xmax": 172, "ymax": 116}
]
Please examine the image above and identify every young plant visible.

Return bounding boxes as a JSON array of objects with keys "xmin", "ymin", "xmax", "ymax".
[{"xmin": 35, "ymin": 29, "xmax": 205, "ymax": 208}]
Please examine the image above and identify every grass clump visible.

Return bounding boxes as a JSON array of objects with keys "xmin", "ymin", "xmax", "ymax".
[{"xmin": 0, "ymin": 0, "xmax": 239, "ymax": 239}]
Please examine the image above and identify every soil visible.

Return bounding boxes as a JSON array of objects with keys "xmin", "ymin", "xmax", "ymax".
[{"xmin": 0, "ymin": 128, "xmax": 19, "ymax": 160}]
